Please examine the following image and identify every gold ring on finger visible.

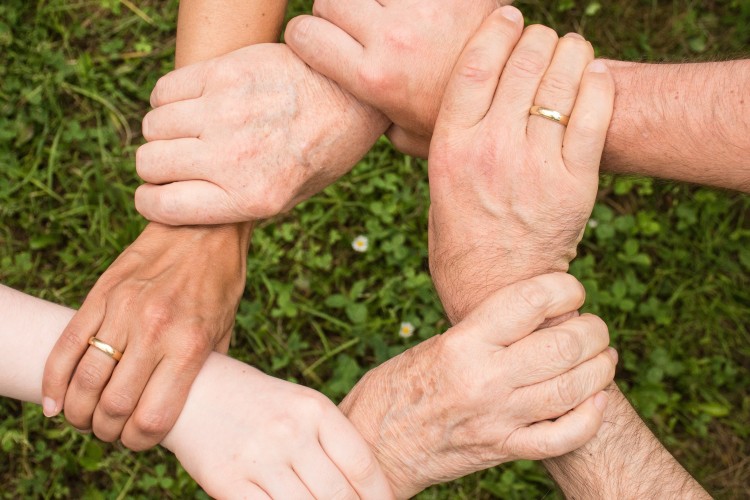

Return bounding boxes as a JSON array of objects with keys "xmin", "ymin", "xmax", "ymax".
[
  {"xmin": 529, "ymin": 105, "xmax": 570, "ymax": 126},
  {"xmin": 87, "ymin": 336, "xmax": 123, "ymax": 362}
]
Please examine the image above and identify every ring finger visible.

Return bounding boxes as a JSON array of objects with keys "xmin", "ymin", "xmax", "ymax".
[
  {"xmin": 527, "ymin": 32, "xmax": 594, "ymax": 148},
  {"xmin": 63, "ymin": 318, "xmax": 126, "ymax": 431},
  {"xmin": 91, "ymin": 338, "xmax": 160, "ymax": 442}
]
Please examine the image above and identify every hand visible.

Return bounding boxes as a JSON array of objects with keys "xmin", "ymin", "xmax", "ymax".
[
  {"xmin": 134, "ymin": 43, "xmax": 389, "ymax": 225},
  {"xmin": 285, "ymin": 0, "xmax": 509, "ymax": 157},
  {"xmin": 162, "ymin": 354, "xmax": 394, "ymax": 499},
  {"xmin": 427, "ymin": 11, "xmax": 615, "ymax": 322},
  {"xmin": 42, "ymin": 222, "xmax": 250, "ymax": 450},
  {"xmin": 340, "ymin": 273, "xmax": 616, "ymax": 498}
]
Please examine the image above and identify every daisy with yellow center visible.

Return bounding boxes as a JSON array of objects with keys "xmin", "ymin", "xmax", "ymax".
[
  {"xmin": 399, "ymin": 322, "xmax": 415, "ymax": 339},
  {"xmin": 352, "ymin": 235, "xmax": 369, "ymax": 253}
]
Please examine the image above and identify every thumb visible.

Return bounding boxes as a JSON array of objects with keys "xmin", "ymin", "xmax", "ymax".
[{"xmin": 454, "ymin": 273, "xmax": 586, "ymax": 348}]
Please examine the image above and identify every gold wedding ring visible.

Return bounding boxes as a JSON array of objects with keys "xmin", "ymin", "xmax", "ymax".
[
  {"xmin": 87, "ymin": 337, "xmax": 123, "ymax": 362},
  {"xmin": 529, "ymin": 105, "xmax": 570, "ymax": 126}
]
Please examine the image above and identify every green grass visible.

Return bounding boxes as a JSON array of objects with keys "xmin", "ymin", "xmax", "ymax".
[{"xmin": 1, "ymin": 0, "xmax": 749, "ymax": 498}]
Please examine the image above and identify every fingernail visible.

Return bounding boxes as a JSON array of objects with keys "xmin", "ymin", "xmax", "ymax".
[
  {"xmin": 42, "ymin": 397, "xmax": 58, "ymax": 417},
  {"xmin": 607, "ymin": 347, "xmax": 619, "ymax": 364},
  {"xmin": 500, "ymin": 6, "xmax": 523, "ymax": 23},
  {"xmin": 588, "ymin": 59, "xmax": 608, "ymax": 73},
  {"xmin": 564, "ymin": 32, "xmax": 585, "ymax": 40},
  {"xmin": 594, "ymin": 391, "xmax": 609, "ymax": 411}
]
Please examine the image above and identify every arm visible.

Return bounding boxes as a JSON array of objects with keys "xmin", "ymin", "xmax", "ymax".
[
  {"xmin": 422, "ymin": 12, "xmax": 709, "ymax": 498},
  {"xmin": 603, "ymin": 60, "xmax": 750, "ymax": 192},
  {"xmin": 41, "ymin": 0, "xmax": 290, "ymax": 450},
  {"xmin": 543, "ymin": 385, "xmax": 708, "ymax": 499},
  {"xmin": 285, "ymin": 1, "xmax": 750, "ymax": 192},
  {"xmin": 175, "ymin": 0, "xmax": 288, "ymax": 67},
  {"xmin": 2, "ymin": 283, "xmax": 394, "ymax": 498}
]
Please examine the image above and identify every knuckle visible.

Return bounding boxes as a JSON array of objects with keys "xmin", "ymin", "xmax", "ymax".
[
  {"xmin": 525, "ymin": 24, "xmax": 559, "ymax": 43},
  {"xmin": 73, "ymin": 361, "xmax": 107, "ymax": 393},
  {"xmin": 60, "ymin": 328, "xmax": 85, "ymax": 354},
  {"xmin": 516, "ymin": 280, "xmax": 550, "ymax": 311},
  {"xmin": 554, "ymin": 373, "xmax": 579, "ymax": 408},
  {"xmin": 507, "ymin": 49, "xmax": 548, "ymax": 78},
  {"xmin": 582, "ymin": 314, "xmax": 609, "ymax": 343},
  {"xmin": 539, "ymin": 71, "xmax": 575, "ymax": 96},
  {"xmin": 553, "ymin": 328, "xmax": 583, "ymax": 364},
  {"xmin": 456, "ymin": 49, "xmax": 495, "ymax": 84},
  {"xmin": 356, "ymin": 64, "xmax": 393, "ymax": 94},
  {"xmin": 150, "ymin": 74, "xmax": 170, "ymax": 107},
  {"xmin": 132, "ymin": 409, "xmax": 172, "ymax": 438},
  {"xmin": 346, "ymin": 452, "xmax": 380, "ymax": 486},
  {"xmin": 100, "ymin": 392, "xmax": 137, "ymax": 420},
  {"xmin": 140, "ymin": 302, "xmax": 173, "ymax": 336}
]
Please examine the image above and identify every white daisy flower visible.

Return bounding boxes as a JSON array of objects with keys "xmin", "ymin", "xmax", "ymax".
[
  {"xmin": 352, "ymin": 235, "xmax": 369, "ymax": 253},
  {"xmin": 587, "ymin": 218, "xmax": 599, "ymax": 228},
  {"xmin": 399, "ymin": 322, "xmax": 415, "ymax": 339}
]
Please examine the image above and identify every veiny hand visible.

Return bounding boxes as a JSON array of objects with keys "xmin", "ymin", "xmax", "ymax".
[
  {"xmin": 340, "ymin": 273, "xmax": 616, "ymax": 498},
  {"xmin": 162, "ymin": 354, "xmax": 394, "ymax": 499},
  {"xmin": 286, "ymin": 0, "xmax": 507, "ymax": 157},
  {"xmin": 42, "ymin": 222, "xmax": 249, "ymax": 450},
  {"xmin": 427, "ymin": 10, "xmax": 615, "ymax": 322},
  {"xmin": 134, "ymin": 43, "xmax": 389, "ymax": 225}
]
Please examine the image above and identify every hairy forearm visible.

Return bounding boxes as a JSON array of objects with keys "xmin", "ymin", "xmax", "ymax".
[
  {"xmin": 604, "ymin": 60, "xmax": 750, "ymax": 192},
  {"xmin": 544, "ymin": 383, "xmax": 708, "ymax": 499}
]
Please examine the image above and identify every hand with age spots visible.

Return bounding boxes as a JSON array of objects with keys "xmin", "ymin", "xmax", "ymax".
[{"xmin": 134, "ymin": 43, "xmax": 389, "ymax": 225}]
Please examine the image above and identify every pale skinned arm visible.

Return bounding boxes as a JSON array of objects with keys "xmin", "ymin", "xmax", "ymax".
[
  {"xmin": 285, "ymin": 1, "xmax": 750, "ymax": 192},
  {"xmin": 4, "ymin": 284, "xmax": 395, "ymax": 498}
]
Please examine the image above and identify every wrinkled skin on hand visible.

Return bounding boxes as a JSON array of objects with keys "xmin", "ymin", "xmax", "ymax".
[
  {"xmin": 42, "ymin": 223, "xmax": 249, "ymax": 450},
  {"xmin": 134, "ymin": 43, "xmax": 389, "ymax": 225},
  {"xmin": 286, "ymin": 0, "xmax": 509, "ymax": 157},
  {"xmin": 427, "ymin": 11, "xmax": 614, "ymax": 322},
  {"xmin": 340, "ymin": 273, "xmax": 616, "ymax": 498}
]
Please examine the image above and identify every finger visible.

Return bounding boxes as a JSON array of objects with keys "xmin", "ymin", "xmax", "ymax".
[
  {"xmin": 435, "ymin": 6, "xmax": 524, "ymax": 131},
  {"xmin": 312, "ymin": 0, "xmax": 382, "ymax": 44},
  {"xmin": 562, "ymin": 59, "xmax": 615, "ymax": 179},
  {"xmin": 209, "ymin": 482, "xmax": 272, "ymax": 500},
  {"xmin": 42, "ymin": 297, "xmax": 106, "ymax": 417},
  {"xmin": 142, "ymin": 99, "xmax": 205, "ymax": 141},
  {"xmin": 150, "ymin": 63, "xmax": 208, "ymax": 108},
  {"xmin": 319, "ymin": 412, "xmax": 394, "ymax": 499},
  {"xmin": 504, "ymin": 314, "xmax": 609, "ymax": 387},
  {"xmin": 91, "ymin": 342, "xmax": 160, "ymax": 442},
  {"xmin": 285, "ymin": 15, "xmax": 364, "ymax": 94},
  {"xmin": 134, "ymin": 181, "xmax": 235, "ymax": 225},
  {"xmin": 120, "ymin": 351, "xmax": 208, "ymax": 451},
  {"xmin": 527, "ymin": 32, "xmax": 594, "ymax": 147},
  {"xmin": 386, "ymin": 125, "xmax": 430, "ymax": 159},
  {"xmin": 507, "ymin": 391, "xmax": 609, "ymax": 460},
  {"xmin": 62, "ymin": 319, "xmax": 126, "ymax": 430},
  {"xmin": 519, "ymin": 348, "xmax": 617, "ymax": 421},
  {"xmin": 457, "ymin": 272, "xmax": 586, "ymax": 348},
  {"xmin": 255, "ymin": 470, "xmax": 314, "ymax": 499},
  {"xmin": 135, "ymin": 139, "xmax": 211, "ymax": 185},
  {"xmin": 293, "ymin": 449, "xmax": 358, "ymax": 500},
  {"xmin": 490, "ymin": 24, "xmax": 559, "ymax": 129}
]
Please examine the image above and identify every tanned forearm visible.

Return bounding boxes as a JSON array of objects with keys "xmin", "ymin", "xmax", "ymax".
[
  {"xmin": 175, "ymin": 0, "xmax": 287, "ymax": 67},
  {"xmin": 544, "ymin": 383, "xmax": 709, "ymax": 499},
  {"xmin": 604, "ymin": 60, "xmax": 750, "ymax": 192}
]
